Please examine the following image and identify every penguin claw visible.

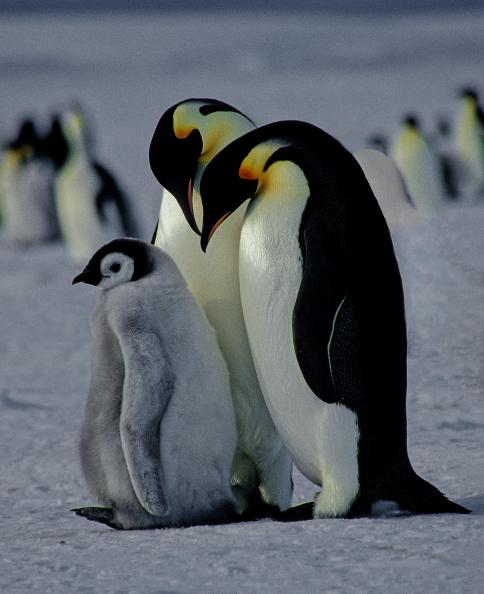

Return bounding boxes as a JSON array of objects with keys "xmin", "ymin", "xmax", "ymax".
[{"xmin": 71, "ymin": 506, "xmax": 120, "ymax": 529}]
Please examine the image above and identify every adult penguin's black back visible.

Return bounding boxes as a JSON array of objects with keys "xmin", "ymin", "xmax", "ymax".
[{"xmin": 200, "ymin": 120, "xmax": 469, "ymax": 516}]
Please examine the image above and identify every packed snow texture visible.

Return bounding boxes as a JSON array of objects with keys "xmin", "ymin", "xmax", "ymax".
[{"xmin": 0, "ymin": 10, "xmax": 483, "ymax": 593}]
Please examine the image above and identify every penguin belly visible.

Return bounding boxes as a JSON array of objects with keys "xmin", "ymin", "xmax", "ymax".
[
  {"xmin": 156, "ymin": 315, "xmax": 238, "ymax": 526},
  {"xmin": 16, "ymin": 160, "xmax": 58, "ymax": 242},
  {"xmin": 239, "ymin": 193, "xmax": 360, "ymax": 503},
  {"xmin": 391, "ymin": 137, "xmax": 444, "ymax": 215},
  {"xmin": 455, "ymin": 111, "xmax": 484, "ymax": 191}
]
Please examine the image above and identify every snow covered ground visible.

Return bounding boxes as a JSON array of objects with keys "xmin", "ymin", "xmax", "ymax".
[{"xmin": 0, "ymin": 9, "xmax": 483, "ymax": 593}]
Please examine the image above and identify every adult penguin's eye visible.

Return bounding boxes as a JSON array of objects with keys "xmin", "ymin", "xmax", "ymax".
[{"xmin": 110, "ymin": 263, "xmax": 121, "ymax": 273}]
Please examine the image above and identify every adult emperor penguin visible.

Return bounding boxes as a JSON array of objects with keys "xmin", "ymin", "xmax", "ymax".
[
  {"xmin": 72, "ymin": 238, "xmax": 239, "ymax": 529},
  {"xmin": 454, "ymin": 87, "xmax": 484, "ymax": 195},
  {"xmin": 199, "ymin": 120, "xmax": 470, "ymax": 518},
  {"xmin": 1, "ymin": 118, "xmax": 59, "ymax": 244},
  {"xmin": 390, "ymin": 115, "xmax": 446, "ymax": 215},
  {"xmin": 149, "ymin": 99, "xmax": 293, "ymax": 515},
  {"xmin": 52, "ymin": 104, "xmax": 139, "ymax": 264}
]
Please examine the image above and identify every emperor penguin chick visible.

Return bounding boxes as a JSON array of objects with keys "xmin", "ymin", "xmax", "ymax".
[
  {"xmin": 72, "ymin": 238, "xmax": 238, "ymax": 529},
  {"xmin": 149, "ymin": 98, "xmax": 293, "ymax": 515},
  {"xmin": 390, "ymin": 115, "xmax": 446, "ymax": 215}
]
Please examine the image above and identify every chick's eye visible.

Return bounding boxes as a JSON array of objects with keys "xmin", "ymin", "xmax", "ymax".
[{"xmin": 110, "ymin": 263, "xmax": 121, "ymax": 273}]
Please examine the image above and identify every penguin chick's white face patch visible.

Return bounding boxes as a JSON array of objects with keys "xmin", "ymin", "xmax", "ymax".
[{"xmin": 98, "ymin": 253, "xmax": 135, "ymax": 289}]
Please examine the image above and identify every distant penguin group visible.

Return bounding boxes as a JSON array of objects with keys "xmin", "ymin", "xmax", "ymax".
[
  {"xmin": 0, "ymin": 102, "xmax": 139, "ymax": 260},
  {"xmin": 367, "ymin": 86, "xmax": 484, "ymax": 214},
  {"xmin": 1, "ymin": 118, "xmax": 59, "ymax": 244},
  {"xmin": 72, "ymin": 95, "xmax": 471, "ymax": 530}
]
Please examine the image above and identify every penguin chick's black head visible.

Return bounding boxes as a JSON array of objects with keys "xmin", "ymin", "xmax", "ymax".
[
  {"xmin": 149, "ymin": 98, "xmax": 251, "ymax": 235},
  {"xmin": 72, "ymin": 238, "xmax": 155, "ymax": 288}
]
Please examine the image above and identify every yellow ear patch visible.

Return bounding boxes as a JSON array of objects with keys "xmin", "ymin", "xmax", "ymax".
[
  {"xmin": 239, "ymin": 163, "xmax": 258, "ymax": 180},
  {"xmin": 174, "ymin": 124, "xmax": 194, "ymax": 140},
  {"xmin": 173, "ymin": 103, "xmax": 199, "ymax": 140},
  {"xmin": 5, "ymin": 146, "xmax": 32, "ymax": 166},
  {"xmin": 238, "ymin": 141, "xmax": 283, "ymax": 182}
]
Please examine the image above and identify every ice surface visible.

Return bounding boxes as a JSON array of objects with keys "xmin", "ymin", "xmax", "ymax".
[{"xmin": 0, "ymin": 10, "xmax": 483, "ymax": 593}]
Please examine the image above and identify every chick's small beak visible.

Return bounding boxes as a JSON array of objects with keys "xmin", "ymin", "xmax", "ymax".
[
  {"xmin": 72, "ymin": 268, "xmax": 99, "ymax": 286},
  {"xmin": 72, "ymin": 272, "xmax": 85, "ymax": 285}
]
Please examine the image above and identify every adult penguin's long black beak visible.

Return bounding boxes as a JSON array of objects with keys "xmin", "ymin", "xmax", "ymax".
[
  {"xmin": 200, "ymin": 211, "xmax": 233, "ymax": 253},
  {"xmin": 149, "ymin": 106, "xmax": 202, "ymax": 236},
  {"xmin": 199, "ymin": 150, "xmax": 258, "ymax": 253}
]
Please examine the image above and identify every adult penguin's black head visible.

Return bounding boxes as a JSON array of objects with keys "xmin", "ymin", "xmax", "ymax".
[
  {"xmin": 149, "ymin": 98, "xmax": 256, "ymax": 235},
  {"xmin": 459, "ymin": 87, "xmax": 479, "ymax": 102},
  {"xmin": 199, "ymin": 121, "xmax": 320, "ymax": 252},
  {"xmin": 199, "ymin": 119, "xmax": 361, "ymax": 253},
  {"xmin": 403, "ymin": 114, "xmax": 420, "ymax": 130},
  {"xmin": 44, "ymin": 114, "xmax": 69, "ymax": 170},
  {"xmin": 5, "ymin": 118, "xmax": 38, "ymax": 160}
]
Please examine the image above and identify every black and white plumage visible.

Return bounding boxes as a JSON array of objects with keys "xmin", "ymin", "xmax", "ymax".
[
  {"xmin": 72, "ymin": 238, "xmax": 238, "ymax": 529},
  {"xmin": 149, "ymin": 99, "xmax": 293, "ymax": 515},
  {"xmin": 51, "ymin": 104, "xmax": 139, "ymax": 263},
  {"xmin": 199, "ymin": 120, "xmax": 469, "ymax": 518},
  {"xmin": 1, "ymin": 118, "xmax": 59, "ymax": 244}
]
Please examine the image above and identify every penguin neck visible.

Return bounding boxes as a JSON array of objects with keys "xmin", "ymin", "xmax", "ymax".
[
  {"xmin": 4, "ymin": 150, "xmax": 23, "ymax": 171},
  {"xmin": 245, "ymin": 160, "xmax": 310, "ymax": 244},
  {"xmin": 65, "ymin": 138, "xmax": 91, "ymax": 168},
  {"xmin": 457, "ymin": 100, "xmax": 479, "ymax": 136},
  {"xmin": 392, "ymin": 128, "xmax": 430, "ymax": 165}
]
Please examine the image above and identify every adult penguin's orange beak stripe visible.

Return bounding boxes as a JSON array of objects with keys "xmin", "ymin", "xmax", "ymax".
[
  {"xmin": 149, "ymin": 106, "xmax": 202, "ymax": 236},
  {"xmin": 201, "ymin": 212, "xmax": 232, "ymax": 252}
]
